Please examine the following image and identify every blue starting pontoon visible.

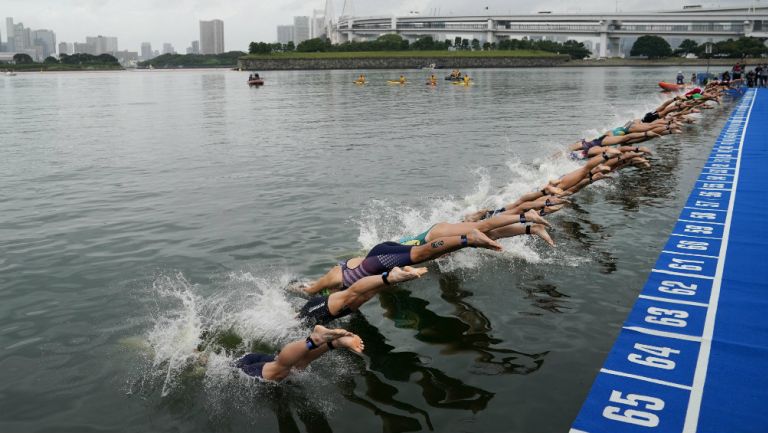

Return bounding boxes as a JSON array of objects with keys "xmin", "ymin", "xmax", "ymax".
[{"xmin": 572, "ymin": 88, "xmax": 767, "ymax": 433}]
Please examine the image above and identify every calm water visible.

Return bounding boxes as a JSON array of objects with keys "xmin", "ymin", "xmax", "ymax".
[{"xmin": 0, "ymin": 67, "xmax": 731, "ymax": 433}]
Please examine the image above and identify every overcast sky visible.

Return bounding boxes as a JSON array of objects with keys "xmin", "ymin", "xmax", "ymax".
[{"xmin": 1, "ymin": 0, "xmax": 748, "ymax": 53}]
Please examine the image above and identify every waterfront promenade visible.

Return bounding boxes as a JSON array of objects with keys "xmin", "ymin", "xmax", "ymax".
[{"xmin": 571, "ymin": 88, "xmax": 767, "ymax": 433}]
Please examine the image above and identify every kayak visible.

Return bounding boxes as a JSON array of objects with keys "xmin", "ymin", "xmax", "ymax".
[
  {"xmin": 426, "ymin": 82, "xmax": 437, "ymax": 86},
  {"xmin": 248, "ymin": 79, "xmax": 264, "ymax": 86},
  {"xmin": 445, "ymin": 76, "xmax": 462, "ymax": 81},
  {"xmin": 452, "ymin": 81, "xmax": 472, "ymax": 86},
  {"xmin": 658, "ymin": 81, "xmax": 683, "ymax": 91},
  {"xmin": 354, "ymin": 81, "xmax": 366, "ymax": 85},
  {"xmin": 387, "ymin": 80, "xmax": 407, "ymax": 84}
]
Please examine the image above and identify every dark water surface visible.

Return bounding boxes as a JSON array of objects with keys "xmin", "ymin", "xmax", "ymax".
[{"xmin": 0, "ymin": 67, "xmax": 730, "ymax": 433}]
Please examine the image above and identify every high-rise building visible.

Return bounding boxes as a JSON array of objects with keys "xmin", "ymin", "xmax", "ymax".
[
  {"xmin": 31, "ymin": 29, "xmax": 56, "ymax": 58},
  {"xmin": 6, "ymin": 17, "xmax": 16, "ymax": 51},
  {"xmin": 58, "ymin": 42, "xmax": 73, "ymax": 55},
  {"xmin": 293, "ymin": 16, "xmax": 310, "ymax": 44},
  {"xmin": 85, "ymin": 35, "xmax": 118, "ymax": 55},
  {"xmin": 162, "ymin": 43, "xmax": 175, "ymax": 55},
  {"xmin": 199, "ymin": 19, "xmax": 224, "ymax": 54},
  {"xmin": 186, "ymin": 40, "xmax": 199, "ymax": 54},
  {"xmin": 277, "ymin": 25, "xmax": 294, "ymax": 44},
  {"xmin": 73, "ymin": 42, "xmax": 93, "ymax": 54},
  {"xmin": 140, "ymin": 42, "xmax": 152, "ymax": 60},
  {"xmin": 311, "ymin": 9, "xmax": 326, "ymax": 39}
]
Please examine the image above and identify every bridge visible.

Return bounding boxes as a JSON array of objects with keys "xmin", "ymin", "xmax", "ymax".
[{"xmin": 328, "ymin": 6, "xmax": 768, "ymax": 57}]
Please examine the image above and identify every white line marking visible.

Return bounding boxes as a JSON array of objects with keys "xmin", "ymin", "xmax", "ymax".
[
  {"xmin": 623, "ymin": 326, "xmax": 703, "ymax": 342},
  {"xmin": 569, "ymin": 429, "xmax": 590, "ymax": 433},
  {"xmin": 652, "ymin": 269, "xmax": 714, "ymax": 280},
  {"xmin": 639, "ymin": 295, "xmax": 709, "ymax": 307},
  {"xmin": 600, "ymin": 369, "xmax": 693, "ymax": 391},
  {"xmin": 670, "ymin": 233, "xmax": 722, "ymax": 240},
  {"xmin": 677, "ymin": 219, "xmax": 725, "ymax": 226},
  {"xmin": 683, "ymin": 89, "xmax": 757, "ymax": 433},
  {"xmin": 662, "ymin": 250, "xmax": 719, "ymax": 259},
  {"xmin": 684, "ymin": 207, "xmax": 727, "ymax": 213}
]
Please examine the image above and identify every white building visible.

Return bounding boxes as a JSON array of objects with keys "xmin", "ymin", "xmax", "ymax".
[
  {"xmin": 277, "ymin": 25, "xmax": 294, "ymax": 44},
  {"xmin": 311, "ymin": 9, "xmax": 326, "ymax": 39},
  {"xmin": 31, "ymin": 29, "xmax": 56, "ymax": 58},
  {"xmin": 199, "ymin": 19, "xmax": 224, "ymax": 54},
  {"xmin": 58, "ymin": 42, "xmax": 73, "ymax": 55},
  {"xmin": 140, "ymin": 42, "xmax": 152, "ymax": 60},
  {"xmin": 85, "ymin": 35, "xmax": 118, "ymax": 55},
  {"xmin": 293, "ymin": 16, "xmax": 310, "ymax": 44},
  {"xmin": 162, "ymin": 43, "xmax": 175, "ymax": 55}
]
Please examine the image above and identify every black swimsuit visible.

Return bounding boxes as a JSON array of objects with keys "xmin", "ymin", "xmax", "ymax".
[{"xmin": 298, "ymin": 295, "xmax": 354, "ymax": 326}]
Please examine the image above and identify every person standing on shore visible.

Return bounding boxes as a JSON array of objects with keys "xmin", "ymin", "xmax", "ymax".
[
  {"xmin": 676, "ymin": 71, "xmax": 685, "ymax": 85},
  {"xmin": 732, "ymin": 62, "xmax": 742, "ymax": 80}
]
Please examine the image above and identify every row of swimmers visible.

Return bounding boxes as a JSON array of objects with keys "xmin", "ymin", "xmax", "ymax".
[
  {"xmin": 196, "ymin": 79, "xmax": 733, "ymax": 383},
  {"xmin": 354, "ymin": 73, "xmax": 471, "ymax": 86}
]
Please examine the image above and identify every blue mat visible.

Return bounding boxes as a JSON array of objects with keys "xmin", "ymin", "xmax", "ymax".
[{"xmin": 571, "ymin": 89, "xmax": 766, "ymax": 433}]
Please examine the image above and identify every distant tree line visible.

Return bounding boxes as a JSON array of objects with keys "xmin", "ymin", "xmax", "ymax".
[
  {"xmin": 4, "ymin": 52, "xmax": 119, "ymax": 66},
  {"xmin": 248, "ymin": 33, "xmax": 592, "ymax": 59},
  {"xmin": 631, "ymin": 35, "xmax": 768, "ymax": 59},
  {"xmin": 138, "ymin": 51, "xmax": 246, "ymax": 68}
]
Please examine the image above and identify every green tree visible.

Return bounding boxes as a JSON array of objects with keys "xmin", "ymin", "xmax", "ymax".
[
  {"xmin": 411, "ymin": 36, "xmax": 435, "ymax": 50},
  {"xmin": 444, "ymin": 39, "xmax": 452, "ymax": 48},
  {"xmin": 630, "ymin": 35, "xmax": 672, "ymax": 59},
  {"xmin": 44, "ymin": 56, "xmax": 59, "ymax": 64},
  {"xmin": 249, "ymin": 41, "xmax": 272, "ymax": 54},
  {"xmin": 471, "ymin": 38, "xmax": 481, "ymax": 51},
  {"xmin": 482, "ymin": 41, "xmax": 491, "ymax": 51},
  {"xmin": 454, "ymin": 36, "xmax": 462, "ymax": 48},
  {"xmin": 286, "ymin": 41, "xmax": 295, "ymax": 51},
  {"xmin": 461, "ymin": 38, "xmax": 470, "ymax": 50},
  {"xmin": 562, "ymin": 40, "xmax": 592, "ymax": 59},
  {"xmin": 376, "ymin": 33, "xmax": 404, "ymax": 51},
  {"xmin": 675, "ymin": 39, "xmax": 699, "ymax": 56},
  {"xmin": 296, "ymin": 38, "xmax": 327, "ymax": 52},
  {"xmin": 13, "ymin": 53, "xmax": 34, "ymax": 64}
]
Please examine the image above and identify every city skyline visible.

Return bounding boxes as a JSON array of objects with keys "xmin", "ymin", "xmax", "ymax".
[{"xmin": 0, "ymin": 0, "xmax": 752, "ymax": 54}]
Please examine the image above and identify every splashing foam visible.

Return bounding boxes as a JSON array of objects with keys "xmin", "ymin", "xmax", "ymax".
[{"xmin": 140, "ymin": 270, "xmax": 306, "ymax": 397}]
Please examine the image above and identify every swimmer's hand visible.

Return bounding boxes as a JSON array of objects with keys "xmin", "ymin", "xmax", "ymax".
[{"xmin": 388, "ymin": 266, "xmax": 428, "ymax": 283}]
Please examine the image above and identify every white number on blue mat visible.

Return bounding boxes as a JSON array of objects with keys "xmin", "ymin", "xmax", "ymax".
[
  {"xmin": 645, "ymin": 307, "xmax": 689, "ymax": 327},
  {"xmin": 602, "ymin": 390, "xmax": 664, "ymax": 427},
  {"xmin": 669, "ymin": 258, "xmax": 704, "ymax": 272},
  {"xmin": 628, "ymin": 343, "xmax": 680, "ymax": 370},
  {"xmin": 676, "ymin": 240, "xmax": 709, "ymax": 251},
  {"xmin": 658, "ymin": 280, "xmax": 698, "ymax": 296},
  {"xmin": 689, "ymin": 212, "xmax": 717, "ymax": 221},
  {"xmin": 683, "ymin": 225, "xmax": 714, "ymax": 235}
]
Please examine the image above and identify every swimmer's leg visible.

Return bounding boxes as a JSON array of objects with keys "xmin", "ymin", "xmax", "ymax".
[
  {"xmin": 304, "ymin": 265, "xmax": 345, "ymax": 296},
  {"xmin": 487, "ymin": 223, "xmax": 555, "ymax": 247},
  {"xmin": 262, "ymin": 325, "xmax": 353, "ymax": 381},
  {"xmin": 410, "ymin": 229, "xmax": 502, "ymax": 263},
  {"xmin": 293, "ymin": 334, "xmax": 365, "ymax": 370}
]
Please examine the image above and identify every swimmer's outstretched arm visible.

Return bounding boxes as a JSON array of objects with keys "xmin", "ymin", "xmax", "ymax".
[{"xmin": 261, "ymin": 325, "xmax": 363, "ymax": 381}]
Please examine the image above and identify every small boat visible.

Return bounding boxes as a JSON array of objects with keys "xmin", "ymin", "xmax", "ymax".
[
  {"xmin": 421, "ymin": 63, "xmax": 436, "ymax": 70},
  {"xmin": 353, "ymin": 80, "xmax": 366, "ymax": 85},
  {"xmin": 387, "ymin": 80, "xmax": 407, "ymax": 85},
  {"xmin": 248, "ymin": 79, "xmax": 264, "ymax": 86},
  {"xmin": 658, "ymin": 81, "xmax": 683, "ymax": 91},
  {"xmin": 444, "ymin": 75, "xmax": 462, "ymax": 81},
  {"xmin": 5, "ymin": 71, "xmax": 17, "ymax": 76}
]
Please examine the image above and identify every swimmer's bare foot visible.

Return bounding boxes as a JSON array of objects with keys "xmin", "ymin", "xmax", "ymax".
[
  {"xmin": 466, "ymin": 229, "xmax": 503, "ymax": 251},
  {"xmin": 604, "ymin": 148, "xmax": 622, "ymax": 158},
  {"xmin": 388, "ymin": 266, "xmax": 428, "ymax": 283},
  {"xmin": 631, "ymin": 157, "xmax": 651, "ymax": 169},
  {"xmin": 310, "ymin": 325, "xmax": 351, "ymax": 346},
  {"xmin": 335, "ymin": 334, "xmax": 364, "ymax": 353},
  {"xmin": 591, "ymin": 172, "xmax": 613, "ymax": 182},
  {"xmin": 464, "ymin": 208, "xmax": 490, "ymax": 222},
  {"xmin": 524, "ymin": 209, "xmax": 551, "ymax": 227},
  {"xmin": 646, "ymin": 130, "xmax": 661, "ymax": 138},
  {"xmin": 530, "ymin": 224, "xmax": 555, "ymax": 247},
  {"xmin": 636, "ymin": 146, "xmax": 653, "ymax": 155},
  {"xmin": 541, "ymin": 204, "xmax": 566, "ymax": 215},
  {"xmin": 543, "ymin": 184, "xmax": 564, "ymax": 196},
  {"xmin": 593, "ymin": 164, "xmax": 611, "ymax": 175}
]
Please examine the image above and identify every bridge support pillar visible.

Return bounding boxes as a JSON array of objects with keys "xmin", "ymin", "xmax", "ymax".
[
  {"xmin": 599, "ymin": 32, "xmax": 608, "ymax": 58},
  {"xmin": 487, "ymin": 19, "xmax": 495, "ymax": 44}
]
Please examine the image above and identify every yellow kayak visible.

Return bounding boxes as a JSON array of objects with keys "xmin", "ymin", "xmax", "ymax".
[
  {"xmin": 452, "ymin": 81, "xmax": 472, "ymax": 86},
  {"xmin": 387, "ymin": 80, "xmax": 407, "ymax": 85},
  {"xmin": 354, "ymin": 81, "xmax": 366, "ymax": 85}
]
